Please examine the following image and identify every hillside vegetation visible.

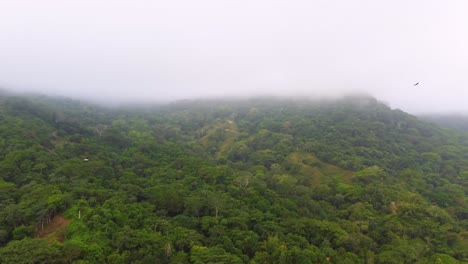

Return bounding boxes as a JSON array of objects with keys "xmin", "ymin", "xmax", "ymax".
[
  {"xmin": 0, "ymin": 95, "xmax": 467, "ymax": 263},
  {"xmin": 420, "ymin": 114, "xmax": 468, "ymax": 133}
]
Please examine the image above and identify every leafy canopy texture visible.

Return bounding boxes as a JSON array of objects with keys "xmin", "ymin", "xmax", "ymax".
[{"xmin": 0, "ymin": 95, "xmax": 467, "ymax": 263}]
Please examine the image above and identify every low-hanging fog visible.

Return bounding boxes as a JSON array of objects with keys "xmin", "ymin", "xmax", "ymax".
[{"xmin": 1, "ymin": 0, "xmax": 467, "ymax": 114}]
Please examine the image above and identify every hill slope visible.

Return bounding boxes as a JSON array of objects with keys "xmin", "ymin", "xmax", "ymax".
[
  {"xmin": 0, "ymin": 94, "xmax": 467, "ymax": 263},
  {"xmin": 420, "ymin": 114, "xmax": 468, "ymax": 132}
]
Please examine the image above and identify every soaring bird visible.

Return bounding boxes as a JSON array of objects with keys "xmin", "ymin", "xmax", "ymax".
[{"xmin": 413, "ymin": 82, "xmax": 419, "ymax": 86}]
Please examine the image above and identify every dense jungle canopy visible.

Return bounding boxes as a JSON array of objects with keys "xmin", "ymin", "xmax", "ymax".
[{"xmin": 0, "ymin": 94, "xmax": 467, "ymax": 263}]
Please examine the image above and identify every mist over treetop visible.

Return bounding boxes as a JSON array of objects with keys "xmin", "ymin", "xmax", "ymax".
[
  {"xmin": 0, "ymin": 81, "xmax": 467, "ymax": 263},
  {"xmin": 1, "ymin": 1, "xmax": 468, "ymax": 113}
]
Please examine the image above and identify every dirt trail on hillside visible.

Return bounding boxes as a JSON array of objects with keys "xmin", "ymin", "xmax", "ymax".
[{"xmin": 36, "ymin": 215, "xmax": 71, "ymax": 242}]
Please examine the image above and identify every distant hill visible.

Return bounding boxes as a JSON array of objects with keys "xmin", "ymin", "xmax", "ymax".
[
  {"xmin": 0, "ymin": 93, "xmax": 467, "ymax": 263},
  {"xmin": 420, "ymin": 113, "xmax": 468, "ymax": 132}
]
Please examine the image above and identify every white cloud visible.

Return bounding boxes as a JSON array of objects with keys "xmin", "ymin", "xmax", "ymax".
[{"xmin": 0, "ymin": 0, "xmax": 467, "ymax": 113}]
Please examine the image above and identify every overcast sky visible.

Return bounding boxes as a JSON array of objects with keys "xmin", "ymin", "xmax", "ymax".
[{"xmin": 1, "ymin": 0, "xmax": 467, "ymax": 113}]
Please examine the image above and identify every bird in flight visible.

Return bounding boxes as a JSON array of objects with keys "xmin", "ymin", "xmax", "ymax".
[{"xmin": 413, "ymin": 82, "xmax": 419, "ymax": 86}]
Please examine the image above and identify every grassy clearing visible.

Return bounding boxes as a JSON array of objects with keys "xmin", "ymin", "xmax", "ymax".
[{"xmin": 288, "ymin": 152, "xmax": 354, "ymax": 185}]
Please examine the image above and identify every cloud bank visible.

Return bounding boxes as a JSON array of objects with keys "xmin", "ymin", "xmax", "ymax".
[{"xmin": 1, "ymin": 0, "xmax": 467, "ymax": 113}]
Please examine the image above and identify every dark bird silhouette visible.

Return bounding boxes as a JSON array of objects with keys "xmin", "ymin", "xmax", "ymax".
[{"xmin": 413, "ymin": 82, "xmax": 419, "ymax": 86}]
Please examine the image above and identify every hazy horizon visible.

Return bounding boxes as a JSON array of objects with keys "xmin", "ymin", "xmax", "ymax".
[{"xmin": 1, "ymin": 1, "xmax": 467, "ymax": 114}]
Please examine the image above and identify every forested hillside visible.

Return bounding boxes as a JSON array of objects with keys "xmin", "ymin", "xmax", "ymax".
[
  {"xmin": 0, "ymin": 95, "xmax": 467, "ymax": 264},
  {"xmin": 420, "ymin": 114, "xmax": 468, "ymax": 133}
]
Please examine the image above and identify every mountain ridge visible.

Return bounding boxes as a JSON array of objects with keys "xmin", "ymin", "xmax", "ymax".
[{"xmin": 0, "ymin": 93, "xmax": 467, "ymax": 263}]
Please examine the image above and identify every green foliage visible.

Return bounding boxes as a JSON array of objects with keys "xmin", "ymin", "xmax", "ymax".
[
  {"xmin": 0, "ymin": 238, "xmax": 64, "ymax": 264},
  {"xmin": 0, "ymin": 95, "xmax": 467, "ymax": 263},
  {"xmin": 190, "ymin": 245, "xmax": 243, "ymax": 264},
  {"xmin": 12, "ymin": 225, "xmax": 34, "ymax": 240}
]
